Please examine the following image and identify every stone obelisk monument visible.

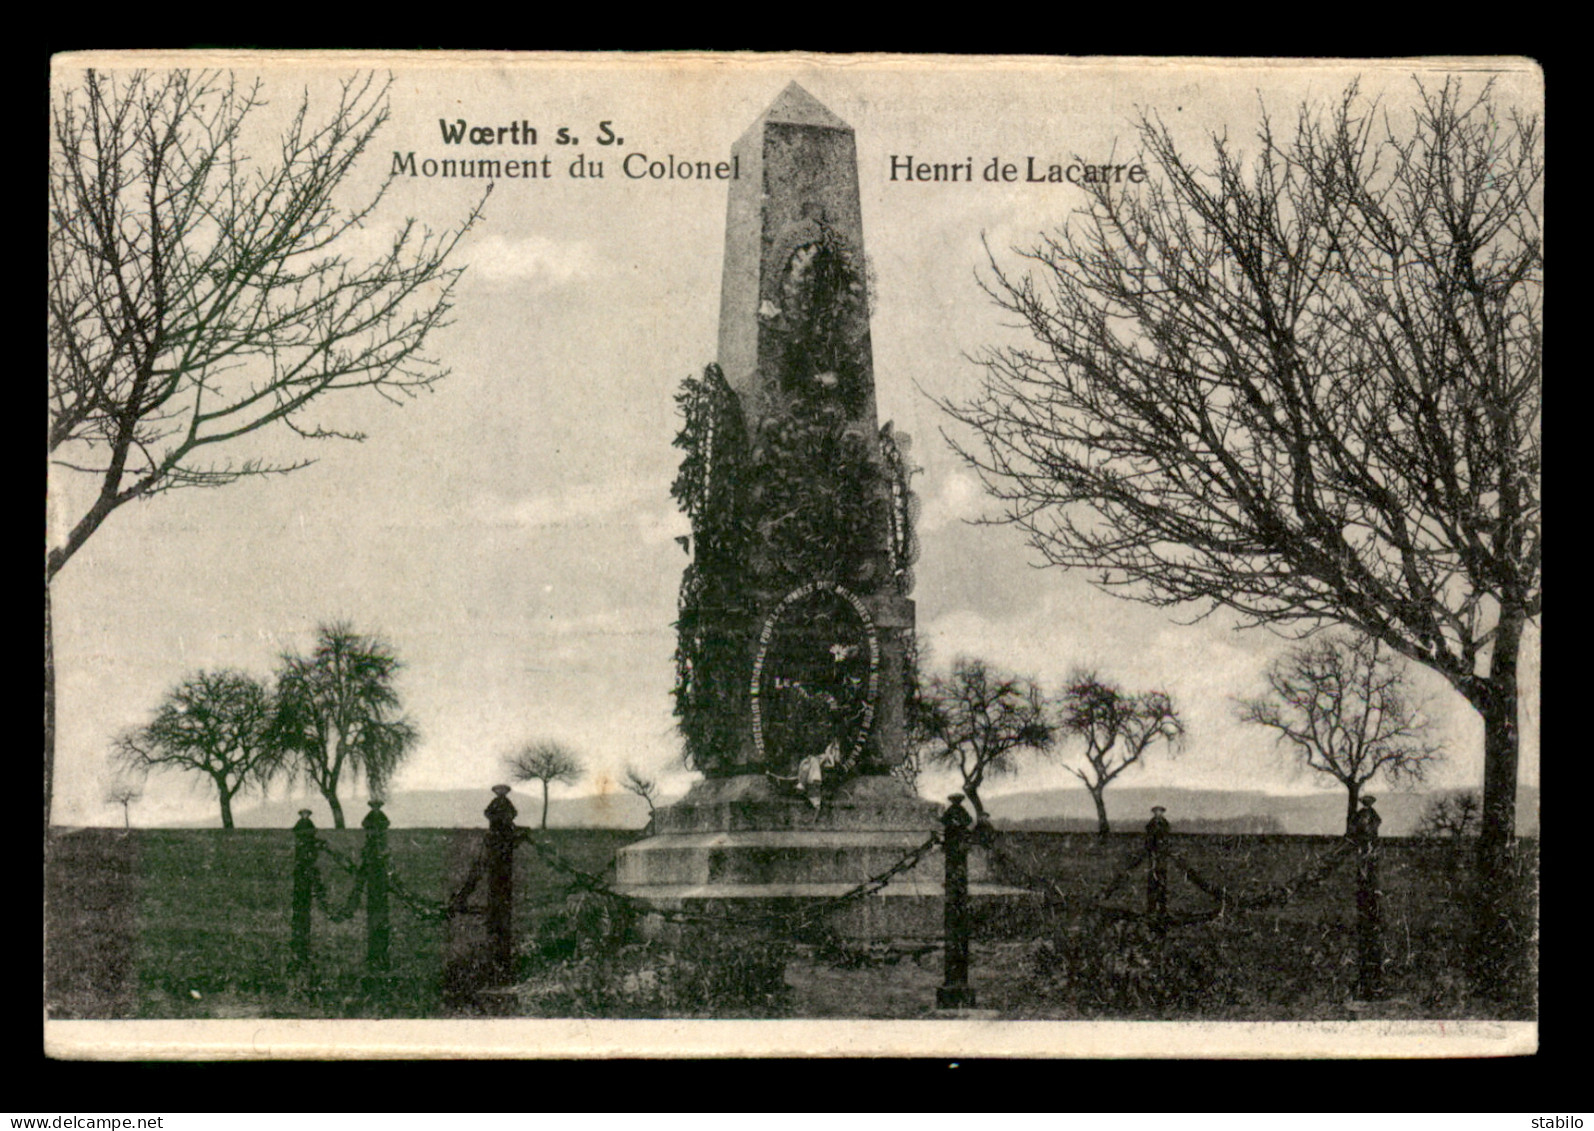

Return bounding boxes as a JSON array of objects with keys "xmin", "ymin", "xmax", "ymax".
[{"xmin": 616, "ymin": 83, "xmax": 1009, "ymax": 936}]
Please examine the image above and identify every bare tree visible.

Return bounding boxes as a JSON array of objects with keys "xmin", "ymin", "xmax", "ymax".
[
  {"xmin": 1056, "ymin": 672, "xmax": 1185, "ymax": 836},
  {"xmin": 941, "ymin": 78, "xmax": 1539, "ymax": 875},
  {"xmin": 1418, "ymin": 790, "xmax": 1482, "ymax": 843},
  {"xmin": 103, "ymin": 778, "xmax": 143, "ymax": 831},
  {"xmin": 114, "ymin": 669, "xmax": 277, "ymax": 829},
  {"xmin": 46, "ymin": 67, "xmax": 487, "ymax": 831},
  {"xmin": 506, "ymin": 741, "xmax": 584, "ymax": 830},
  {"xmin": 892, "ymin": 744, "xmax": 927, "ymax": 795},
  {"xmin": 916, "ymin": 658, "xmax": 1054, "ymax": 822},
  {"xmin": 621, "ymin": 764, "xmax": 660, "ymax": 827},
  {"xmin": 1240, "ymin": 633, "xmax": 1442, "ymax": 833},
  {"xmin": 272, "ymin": 623, "xmax": 417, "ymax": 828},
  {"xmin": 1419, "ymin": 789, "xmax": 1483, "ymax": 876},
  {"xmin": 621, "ymin": 764, "xmax": 659, "ymax": 815}
]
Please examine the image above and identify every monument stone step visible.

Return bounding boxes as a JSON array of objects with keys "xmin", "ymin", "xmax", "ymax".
[{"xmin": 615, "ymin": 829, "xmax": 997, "ymax": 886}]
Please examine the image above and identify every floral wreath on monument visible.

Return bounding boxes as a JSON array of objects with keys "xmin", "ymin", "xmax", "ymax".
[
  {"xmin": 770, "ymin": 219, "xmax": 871, "ymax": 417},
  {"xmin": 750, "ymin": 579, "xmax": 881, "ymax": 778}
]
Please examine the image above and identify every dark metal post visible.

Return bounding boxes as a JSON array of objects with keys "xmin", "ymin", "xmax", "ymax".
[
  {"xmin": 1353, "ymin": 795, "xmax": 1385, "ymax": 1000},
  {"xmin": 485, "ymin": 784, "xmax": 518, "ymax": 981},
  {"xmin": 1146, "ymin": 805, "xmax": 1171, "ymax": 928},
  {"xmin": 361, "ymin": 800, "xmax": 392, "ymax": 986},
  {"xmin": 291, "ymin": 809, "xmax": 315, "ymax": 972},
  {"xmin": 936, "ymin": 793, "xmax": 976, "ymax": 1010}
]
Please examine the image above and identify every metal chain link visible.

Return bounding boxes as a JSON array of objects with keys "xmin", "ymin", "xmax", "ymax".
[
  {"xmin": 441, "ymin": 837, "xmax": 492, "ymax": 917},
  {"xmin": 1169, "ymin": 838, "xmax": 1357, "ymax": 916},
  {"xmin": 314, "ymin": 837, "xmax": 363, "ymax": 878},
  {"xmin": 783, "ymin": 829, "xmax": 944, "ymax": 933},
  {"xmin": 977, "ymin": 828, "xmax": 1073, "ymax": 905},
  {"xmin": 980, "ymin": 828, "xmax": 1360, "ymax": 926},
  {"xmin": 516, "ymin": 829, "xmax": 758, "ymax": 928},
  {"xmin": 385, "ymin": 866, "xmax": 454, "ymax": 923},
  {"xmin": 375, "ymin": 832, "xmax": 507, "ymax": 924},
  {"xmin": 303, "ymin": 830, "xmax": 506, "ymax": 927},
  {"xmin": 979, "ymin": 827, "xmax": 1147, "ymax": 908},
  {"xmin": 1097, "ymin": 847, "xmax": 1149, "ymax": 903},
  {"xmin": 312, "ymin": 865, "xmax": 365, "ymax": 922},
  {"xmin": 974, "ymin": 831, "xmax": 1155, "ymax": 927}
]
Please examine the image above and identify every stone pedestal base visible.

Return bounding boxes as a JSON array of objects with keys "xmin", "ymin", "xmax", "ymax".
[{"xmin": 613, "ymin": 774, "xmax": 1036, "ymax": 939}]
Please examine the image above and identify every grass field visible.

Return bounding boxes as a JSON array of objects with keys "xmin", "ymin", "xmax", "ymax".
[
  {"xmin": 44, "ymin": 826, "xmax": 1536, "ymax": 1022},
  {"xmin": 45, "ymin": 826, "xmax": 637, "ymax": 1020}
]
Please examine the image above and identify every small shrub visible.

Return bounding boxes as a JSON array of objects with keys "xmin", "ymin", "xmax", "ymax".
[
  {"xmin": 1030, "ymin": 913, "xmax": 1244, "ymax": 1015},
  {"xmin": 525, "ymin": 889, "xmax": 637, "ymax": 963}
]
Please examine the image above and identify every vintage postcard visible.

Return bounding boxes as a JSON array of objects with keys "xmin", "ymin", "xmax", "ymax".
[{"xmin": 45, "ymin": 51, "xmax": 1541, "ymax": 1059}]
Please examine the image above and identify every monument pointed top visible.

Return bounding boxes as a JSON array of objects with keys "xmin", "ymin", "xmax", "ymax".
[{"xmin": 762, "ymin": 82, "xmax": 851, "ymax": 131}]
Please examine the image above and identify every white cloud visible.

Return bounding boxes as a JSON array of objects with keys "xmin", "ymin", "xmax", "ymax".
[
  {"xmin": 463, "ymin": 233, "xmax": 602, "ymax": 290},
  {"xmin": 920, "ymin": 467, "xmax": 986, "ymax": 533}
]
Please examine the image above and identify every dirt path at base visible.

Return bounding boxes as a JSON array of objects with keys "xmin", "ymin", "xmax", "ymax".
[{"xmin": 46, "ymin": 830, "xmax": 141, "ymax": 1019}]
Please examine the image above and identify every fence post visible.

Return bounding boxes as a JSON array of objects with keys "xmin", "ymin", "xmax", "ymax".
[
  {"xmin": 1145, "ymin": 805, "xmax": 1171, "ymax": 928},
  {"xmin": 485, "ymin": 784, "xmax": 519, "ymax": 982},
  {"xmin": 291, "ymin": 809, "xmax": 316, "ymax": 973},
  {"xmin": 1352, "ymin": 794, "xmax": 1385, "ymax": 1000},
  {"xmin": 361, "ymin": 800, "xmax": 392, "ymax": 991},
  {"xmin": 936, "ymin": 793, "xmax": 975, "ymax": 1010}
]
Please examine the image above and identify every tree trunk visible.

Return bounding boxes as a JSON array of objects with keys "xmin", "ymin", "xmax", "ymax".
[
  {"xmin": 1091, "ymin": 787, "xmax": 1110, "ymax": 837},
  {"xmin": 218, "ymin": 786, "xmax": 235, "ymax": 830},
  {"xmin": 45, "ymin": 579, "xmax": 55, "ymax": 839},
  {"xmin": 1476, "ymin": 606, "xmax": 1525, "ymax": 872},
  {"xmin": 122, "ymin": 802, "xmax": 130, "ymax": 830},
  {"xmin": 541, "ymin": 781, "xmax": 550, "ymax": 829},
  {"xmin": 1469, "ymin": 605, "xmax": 1529, "ymax": 999},
  {"xmin": 1345, "ymin": 780, "xmax": 1361, "ymax": 836},
  {"xmin": 325, "ymin": 788, "xmax": 346, "ymax": 829}
]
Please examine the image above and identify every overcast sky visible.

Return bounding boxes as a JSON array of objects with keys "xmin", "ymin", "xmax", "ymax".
[{"xmin": 49, "ymin": 54, "xmax": 1542, "ymax": 827}]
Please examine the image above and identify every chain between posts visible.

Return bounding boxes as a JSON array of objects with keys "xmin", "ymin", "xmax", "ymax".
[
  {"xmin": 1096, "ymin": 847, "xmax": 1149, "ymax": 904},
  {"xmin": 318, "ymin": 837, "xmax": 498, "ymax": 926},
  {"xmin": 385, "ymin": 866, "xmax": 455, "ymax": 922},
  {"xmin": 309, "ymin": 840, "xmax": 367, "ymax": 923},
  {"xmin": 974, "ymin": 823, "xmax": 1152, "ymax": 920},
  {"xmin": 446, "ymin": 843, "xmax": 489, "ymax": 916},
  {"xmin": 314, "ymin": 837, "xmax": 362, "ymax": 878},
  {"xmin": 975, "ymin": 825, "xmax": 1075, "ymax": 906},
  {"xmin": 379, "ymin": 820, "xmax": 510, "ymax": 926},
  {"xmin": 1167, "ymin": 839, "xmax": 1357, "ymax": 917},
  {"xmin": 787, "ymin": 828, "xmax": 945, "ymax": 932},
  {"xmin": 979, "ymin": 820, "xmax": 1363, "ymax": 926}
]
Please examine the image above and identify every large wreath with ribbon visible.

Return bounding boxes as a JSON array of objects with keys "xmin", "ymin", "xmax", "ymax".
[{"xmin": 749, "ymin": 581, "xmax": 880, "ymax": 775}]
